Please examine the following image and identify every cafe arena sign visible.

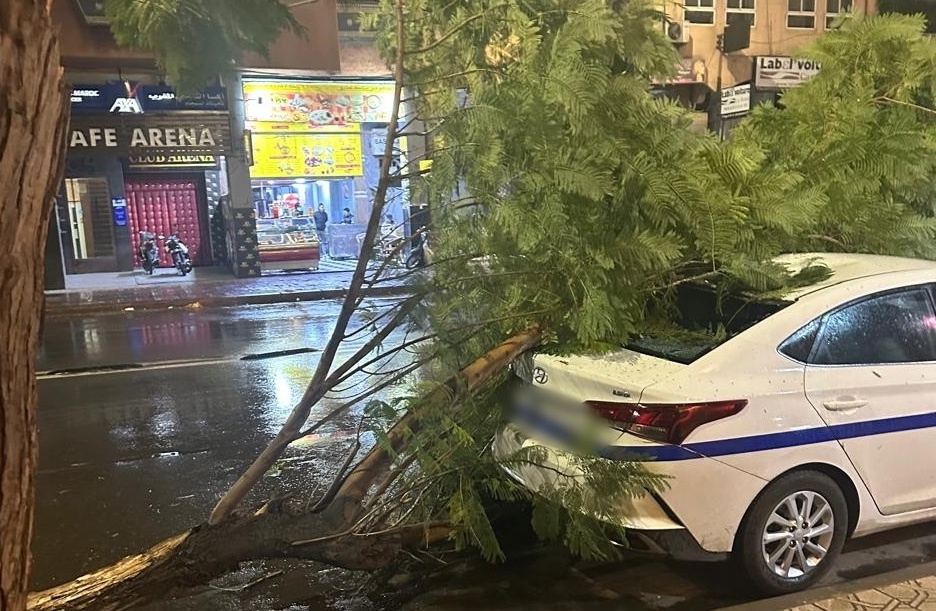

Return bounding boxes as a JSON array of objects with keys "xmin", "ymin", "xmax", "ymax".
[
  {"xmin": 68, "ymin": 114, "xmax": 232, "ymax": 156},
  {"xmin": 70, "ymin": 126, "xmax": 219, "ymax": 149}
]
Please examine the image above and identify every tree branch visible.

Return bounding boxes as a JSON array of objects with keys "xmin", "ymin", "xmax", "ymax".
[
  {"xmin": 329, "ymin": 325, "xmax": 544, "ymax": 523},
  {"xmin": 207, "ymin": 0, "xmax": 410, "ymax": 526},
  {"xmin": 873, "ymin": 95, "xmax": 936, "ymax": 116},
  {"xmin": 404, "ymin": 6, "xmax": 508, "ymax": 55}
]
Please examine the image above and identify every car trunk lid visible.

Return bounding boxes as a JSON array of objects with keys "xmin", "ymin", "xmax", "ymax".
[{"xmin": 527, "ymin": 349, "xmax": 686, "ymax": 403}]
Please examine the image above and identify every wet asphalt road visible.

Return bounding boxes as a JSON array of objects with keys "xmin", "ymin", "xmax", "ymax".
[
  {"xmin": 31, "ymin": 302, "xmax": 936, "ymax": 610},
  {"xmin": 33, "ymin": 301, "xmax": 411, "ymax": 593}
]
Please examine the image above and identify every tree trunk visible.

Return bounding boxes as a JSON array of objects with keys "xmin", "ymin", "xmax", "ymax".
[
  {"xmin": 26, "ymin": 512, "xmax": 432, "ymax": 611},
  {"xmin": 0, "ymin": 2, "xmax": 69, "ymax": 611}
]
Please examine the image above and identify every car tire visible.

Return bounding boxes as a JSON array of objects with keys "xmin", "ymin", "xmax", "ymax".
[{"xmin": 736, "ymin": 470, "xmax": 848, "ymax": 596}]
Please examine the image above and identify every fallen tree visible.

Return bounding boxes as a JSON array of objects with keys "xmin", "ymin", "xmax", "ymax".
[{"xmin": 22, "ymin": 2, "xmax": 694, "ymax": 607}]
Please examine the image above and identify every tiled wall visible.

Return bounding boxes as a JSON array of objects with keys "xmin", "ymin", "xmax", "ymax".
[
  {"xmin": 221, "ymin": 197, "xmax": 262, "ymax": 278},
  {"xmin": 205, "ymin": 170, "xmax": 227, "ymax": 264}
]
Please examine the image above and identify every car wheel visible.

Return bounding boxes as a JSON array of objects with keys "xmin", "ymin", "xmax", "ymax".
[{"xmin": 736, "ymin": 471, "xmax": 847, "ymax": 596}]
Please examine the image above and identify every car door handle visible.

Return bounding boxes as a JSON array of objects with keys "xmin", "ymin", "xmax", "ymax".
[{"xmin": 823, "ymin": 399, "xmax": 868, "ymax": 411}]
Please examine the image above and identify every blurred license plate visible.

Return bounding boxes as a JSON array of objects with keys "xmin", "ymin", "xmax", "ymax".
[{"xmin": 511, "ymin": 385, "xmax": 603, "ymax": 448}]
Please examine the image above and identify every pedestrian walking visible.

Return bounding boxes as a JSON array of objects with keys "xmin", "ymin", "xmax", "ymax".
[{"xmin": 313, "ymin": 204, "xmax": 329, "ymax": 255}]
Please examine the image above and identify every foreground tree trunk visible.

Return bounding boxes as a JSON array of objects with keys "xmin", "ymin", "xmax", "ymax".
[{"xmin": 0, "ymin": 2, "xmax": 69, "ymax": 610}]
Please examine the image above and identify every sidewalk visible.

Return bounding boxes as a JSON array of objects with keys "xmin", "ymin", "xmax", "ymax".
[
  {"xmin": 719, "ymin": 562, "xmax": 936, "ymax": 611},
  {"xmin": 45, "ymin": 264, "xmax": 409, "ymax": 316}
]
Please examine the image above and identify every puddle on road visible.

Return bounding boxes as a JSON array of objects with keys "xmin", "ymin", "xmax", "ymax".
[
  {"xmin": 139, "ymin": 561, "xmax": 372, "ymax": 611},
  {"xmin": 289, "ymin": 431, "xmax": 357, "ymax": 450},
  {"xmin": 389, "ymin": 551, "xmax": 749, "ymax": 611},
  {"xmin": 139, "ymin": 552, "xmax": 745, "ymax": 611}
]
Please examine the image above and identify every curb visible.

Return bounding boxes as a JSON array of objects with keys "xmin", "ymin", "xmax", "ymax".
[
  {"xmin": 45, "ymin": 285, "xmax": 411, "ymax": 317},
  {"xmin": 717, "ymin": 560, "xmax": 936, "ymax": 611}
]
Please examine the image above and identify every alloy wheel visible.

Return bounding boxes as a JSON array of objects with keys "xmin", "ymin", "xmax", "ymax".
[{"xmin": 761, "ymin": 490, "xmax": 835, "ymax": 579}]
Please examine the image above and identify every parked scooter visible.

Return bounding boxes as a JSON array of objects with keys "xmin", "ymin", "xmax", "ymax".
[
  {"xmin": 139, "ymin": 231, "xmax": 159, "ymax": 274},
  {"xmin": 163, "ymin": 234, "xmax": 193, "ymax": 276},
  {"xmin": 376, "ymin": 219, "xmax": 406, "ymax": 266},
  {"xmin": 405, "ymin": 227, "xmax": 431, "ymax": 270}
]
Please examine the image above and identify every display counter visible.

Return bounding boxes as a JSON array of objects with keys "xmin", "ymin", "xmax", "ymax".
[{"xmin": 257, "ymin": 219, "xmax": 320, "ymax": 271}]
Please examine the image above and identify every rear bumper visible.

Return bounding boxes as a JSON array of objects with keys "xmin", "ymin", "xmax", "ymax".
[
  {"xmin": 493, "ymin": 424, "xmax": 726, "ymax": 561},
  {"xmin": 620, "ymin": 529, "xmax": 729, "ymax": 562}
]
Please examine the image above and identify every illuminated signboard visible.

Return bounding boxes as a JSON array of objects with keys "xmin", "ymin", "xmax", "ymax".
[
  {"xmin": 250, "ymin": 133, "xmax": 363, "ymax": 178},
  {"xmin": 243, "ymin": 80, "xmax": 395, "ymax": 133},
  {"xmin": 68, "ymin": 114, "xmax": 232, "ymax": 156},
  {"xmin": 70, "ymin": 83, "xmax": 228, "ymax": 113}
]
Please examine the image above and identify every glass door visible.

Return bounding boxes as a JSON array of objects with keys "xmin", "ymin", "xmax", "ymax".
[{"xmin": 60, "ymin": 177, "xmax": 118, "ymax": 273}]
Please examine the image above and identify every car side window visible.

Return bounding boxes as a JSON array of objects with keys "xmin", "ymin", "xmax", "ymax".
[
  {"xmin": 811, "ymin": 289, "xmax": 936, "ymax": 366},
  {"xmin": 779, "ymin": 319, "xmax": 820, "ymax": 363}
]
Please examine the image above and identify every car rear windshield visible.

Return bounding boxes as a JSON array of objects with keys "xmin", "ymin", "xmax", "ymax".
[{"xmin": 626, "ymin": 284, "xmax": 790, "ymax": 365}]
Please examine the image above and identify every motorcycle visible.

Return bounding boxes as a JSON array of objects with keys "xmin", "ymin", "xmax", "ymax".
[
  {"xmin": 376, "ymin": 221, "xmax": 405, "ymax": 266},
  {"xmin": 405, "ymin": 227, "xmax": 431, "ymax": 270},
  {"xmin": 139, "ymin": 231, "xmax": 159, "ymax": 274},
  {"xmin": 163, "ymin": 233, "xmax": 193, "ymax": 275}
]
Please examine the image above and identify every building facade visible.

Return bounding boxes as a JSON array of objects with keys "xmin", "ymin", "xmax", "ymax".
[
  {"xmin": 62, "ymin": 84, "xmax": 232, "ymax": 277},
  {"xmin": 47, "ymin": 0, "xmax": 342, "ymax": 288},
  {"xmin": 235, "ymin": 0, "xmax": 418, "ymax": 274},
  {"xmin": 336, "ymin": 1, "xmax": 386, "ymax": 77},
  {"xmin": 652, "ymin": 0, "xmax": 876, "ymax": 132},
  {"xmin": 659, "ymin": 0, "xmax": 876, "ymax": 90},
  {"xmin": 234, "ymin": 78, "xmax": 403, "ymax": 273}
]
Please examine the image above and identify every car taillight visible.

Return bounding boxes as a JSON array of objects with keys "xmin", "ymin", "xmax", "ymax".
[{"xmin": 585, "ymin": 400, "xmax": 748, "ymax": 445}]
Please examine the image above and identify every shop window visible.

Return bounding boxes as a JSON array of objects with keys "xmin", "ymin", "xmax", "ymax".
[
  {"xmin": 685, "ymin": 0, "xmax": 715, "ymax": 25},
  {"xmin": 825, "ymin": 0, "xmax": 852, "ymax": 28},
  {"xmin": 787, "ymin": 0, "xmax": 816, "ymax": 28},
  {"xmin": 727, "ymin": 0, "xmax": 756, "ymax": 26},
  {"xmin": 63, "ymin": 178, "xmax": 115, "ymax": 260},
  {"xmin": 251, "ymin": 177, "xmax": 368, "ymax": 269}
]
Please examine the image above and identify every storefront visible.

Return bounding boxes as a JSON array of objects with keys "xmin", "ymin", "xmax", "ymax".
[
  {"xmin": 242, "ymin": 79, "xmax": 407, "ymax": 266},
  {"xmin": 56, "ymin": 83, "xmax": 232, "ymax": 277}
]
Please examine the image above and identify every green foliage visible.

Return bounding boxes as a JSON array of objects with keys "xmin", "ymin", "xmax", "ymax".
[
  {"xmin": 360, "ymin": 0, "xmax": 696, "ymax": 565},
  {"xmin": 733, "ymin": 13, "xmax": 936, "ymax": 257},
  {"xmin": 103, "ymin": 0, "xmax": 300, "ymax": 91},
  {"xmin": 360, "ymin": 6, "xmax": 936, "ymax": 568},
  {"xmin": 394, "ymin": 0, "xmax": 843, "ymax": 353}
]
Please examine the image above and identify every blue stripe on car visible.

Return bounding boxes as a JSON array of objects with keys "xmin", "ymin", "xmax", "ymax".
[{"xmin": 515, "ymin": 408, "xmax": 936, "ymax": 463}]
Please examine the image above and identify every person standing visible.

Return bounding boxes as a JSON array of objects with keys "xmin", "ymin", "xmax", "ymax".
[
  {"xmin": 342, "ymin": 207, "xmax": 354, "ymax": 224},
  {"xmin": 313, "ymin": 204, "xmax": 329, "ymax": 255}
]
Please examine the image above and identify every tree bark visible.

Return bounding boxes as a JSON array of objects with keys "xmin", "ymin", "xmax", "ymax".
[
  {"xmin": 0, "ymin": 2, "xmax": 69, "ymax": 611},
  {"xmin": 27, "ymin": 512, "xmax": 433, "ymax": 611}
]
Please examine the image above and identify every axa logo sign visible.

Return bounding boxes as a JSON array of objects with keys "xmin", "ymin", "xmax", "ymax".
[
  {"xmin": 110, "ymin": 82, "xmax": 144, "ymax": 114},
  {"xmin": 111, "ymin": 98, "xmax": 143, "ymax": 114}
]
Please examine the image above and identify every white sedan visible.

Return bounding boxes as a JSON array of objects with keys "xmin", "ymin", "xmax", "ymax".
[{"xmin": 495, "ymin": 253, "xmax": 936, "ymax": 595}]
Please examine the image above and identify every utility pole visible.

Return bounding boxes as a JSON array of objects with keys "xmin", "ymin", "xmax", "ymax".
[{"xmin": 715, "ymin": 33, "xmax": 725, "ymax": 141}]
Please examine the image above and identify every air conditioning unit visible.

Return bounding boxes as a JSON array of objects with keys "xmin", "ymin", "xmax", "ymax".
[
  {"xmin": 74, "ymin": 0, "xmax": 108, "ymax": 26},
  {"xmin": 666, "ymin": 20, "xmax": 690, "ymax": 44}
]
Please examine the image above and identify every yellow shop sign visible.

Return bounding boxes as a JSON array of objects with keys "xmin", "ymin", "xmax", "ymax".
[
  {"xmin": 243, "ymin": 81, "xmax": 395, "ymax": 133},
  {"xmin": 250, "ymin": 133, "xmax": 364, "ymax": 179}
]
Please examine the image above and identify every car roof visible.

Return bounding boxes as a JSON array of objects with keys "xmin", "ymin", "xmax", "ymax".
[{"xmin": 774, "ymin": 252, "xmax": 936, "ymax": 300}]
